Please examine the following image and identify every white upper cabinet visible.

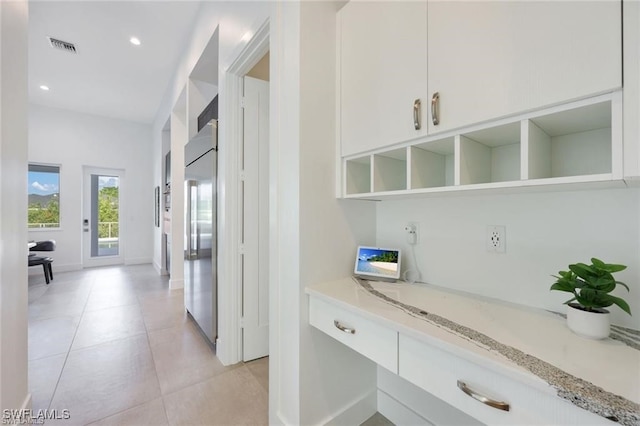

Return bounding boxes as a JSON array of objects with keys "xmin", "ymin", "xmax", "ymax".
[
  {"xmin": 339, "ymin": 1, "xmax": 428, "ymax": 157},
  {"xmin": 427, "ymin": 1, "xmax": 622, "ymax": 134}
]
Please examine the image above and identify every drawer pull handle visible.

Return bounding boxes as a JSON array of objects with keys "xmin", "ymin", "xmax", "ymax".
[
  {"xmin": 431, "ymin": 92, "xmax": 440, "ymax": 125},
  {"xmin": 413, "ymin": 98, "xmax": 422, "ymax": 130},
  {"xmin": 457, "ymin": 380, "xmax": 510, "ymax": 412},
  {"xmin": 334, "ymin": 320, "xmax": 356, "ymax": 334}
]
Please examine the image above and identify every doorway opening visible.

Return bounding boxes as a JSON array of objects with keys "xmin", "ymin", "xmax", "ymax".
[{"xmin": 83, "ymin": 167, "xmax": 124, "ymax": 267}]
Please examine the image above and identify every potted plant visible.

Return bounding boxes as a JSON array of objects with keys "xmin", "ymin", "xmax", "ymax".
[{"xmin": 550, "ymin": 258, "xmax": 631, "ymax": 339}]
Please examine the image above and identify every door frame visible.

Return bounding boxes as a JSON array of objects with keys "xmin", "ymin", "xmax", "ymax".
[
  {"xmin": 82, "ymin": 166, "xmax": 125, "ymax": 268},
  {"xmin": 217, "ymin": 19, "xmax": 269, "ymax": 366}
]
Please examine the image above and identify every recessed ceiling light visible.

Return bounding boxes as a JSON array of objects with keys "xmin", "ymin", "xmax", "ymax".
[
  {"xmin": 130, "ymin": 37, "xmax": 141, "ymax": 46},
  {"xmin": 39, "ymin": 85, "xmax": 50, "ymax": 91}
]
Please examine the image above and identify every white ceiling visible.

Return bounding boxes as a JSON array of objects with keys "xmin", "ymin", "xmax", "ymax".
[{"xmin": 28, "ymin": 1, "xmax": 203, "ymax": 124}]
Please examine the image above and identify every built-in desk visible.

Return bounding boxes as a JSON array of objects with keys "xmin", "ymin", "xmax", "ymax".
[{"xmin": 306, "ymin": 278, "xmax": 640, "ymax": 426}]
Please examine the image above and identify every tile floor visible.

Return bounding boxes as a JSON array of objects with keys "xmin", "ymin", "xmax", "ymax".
[{"xmin": 28, "ymin": 265, "xmax": 268, "ymax": 426}]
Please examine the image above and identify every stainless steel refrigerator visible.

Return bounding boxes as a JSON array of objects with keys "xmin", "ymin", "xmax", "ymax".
[{"xmin": 184, "ymin": 120, "xmax": 217, "ymax": 345}]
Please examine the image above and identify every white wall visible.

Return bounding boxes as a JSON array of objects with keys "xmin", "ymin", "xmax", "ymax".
[
  {"xmin": 0, "ymin": 0, "xmax": 29, "ymax": 413},
  {"xmin": 270, "ymin": 2, "xmax": 378, "ymax": 425},
  {"xmin": 151, "ymin": 2, "xmax": 270, "ymax": 265},
  {"xmin": 169, "ymin": 94, "xmax": 187, "ymax": 290},
  {"xmin": 28, "ymin": 104, "xmax": 154, "ymax": 270},
  {"xmin": 376, "ymin": 187, "xmax": 640, "ymax": 329},
  {"xmin": 151, "ymin": 1, "xmax": 270, "ymax": 361},
  {"xmin": 152, "ymin": 125, "xmax": 170, "ymax": 274},
  {"xmin": 153, "ymin": 1, "xmax": 270, "ymax": 134},
  {"xmin": 623, "ymin": 0, "xmax": 640, "ymax": 179}
]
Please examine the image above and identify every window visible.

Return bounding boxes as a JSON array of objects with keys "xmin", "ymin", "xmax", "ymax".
[{"xmin": 28, "ymin": 164, "xmax": 60, "ymax": 228}]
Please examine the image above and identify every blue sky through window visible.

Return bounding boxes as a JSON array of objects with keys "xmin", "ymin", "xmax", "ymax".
[
  {"xmin": 98, "ymin": 176, "xmax": 119, "ymax": 189},
  {"xmin": 28, "ymin": 171, "xmax": 59, "ymax": 195}
]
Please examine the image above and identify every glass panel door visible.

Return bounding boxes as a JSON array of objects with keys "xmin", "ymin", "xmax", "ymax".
[
  {"xmin": 92, "ymin": 175, "xmax": 120, "ymax": 256},
  {"xmin": 83, "ymin": 167, "xmax": 123, "ymax": 268}
]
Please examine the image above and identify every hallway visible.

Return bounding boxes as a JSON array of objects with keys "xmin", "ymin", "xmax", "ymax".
[{"xmin": 28, "ymin": 265, "xmax": 268, "ymax": 425}]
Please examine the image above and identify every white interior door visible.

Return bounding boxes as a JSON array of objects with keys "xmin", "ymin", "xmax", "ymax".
[
  {"xmin": 83, "ymin": 167, "xmax": 124, "ymax": 268},
  {"xmin": 242, "ymin": 76, "xmax": 270, "ymax": 361}
]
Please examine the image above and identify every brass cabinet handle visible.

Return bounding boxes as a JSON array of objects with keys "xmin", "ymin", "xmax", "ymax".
[
  {"xmin": 413, "ymin": 99, "xmax": 422, "ymax": 130},
  {"xmin": 457, "ymin": 380, "xmax": 510, "ymax": 412},
  {"xmin": 431, "ymin": 92, "xmax": 440, "ymax": 125},
  {"xmin": 334, "ymin": 320, "xmax": 356, "ymax": 334}
]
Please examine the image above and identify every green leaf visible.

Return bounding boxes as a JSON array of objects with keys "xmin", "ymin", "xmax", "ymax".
[
  {"xmin": 575, "ymin": 291, "xmax": 597, "ymax": 310},
  {"xmin": 590, "ymin": 291, "xmax": 614, "ymax": 308},
  {"xmin": 599, "ymin": 294, "xmax": 632, "ymax": 316},
  {"xmin": 550, "ymin": 282, "xmax": 575, "ymax": 293},
  {"xmin": 604, "ymin": 263, "xmax": 627, "ymax": 273},
  {"xmin": 589, "ymin": 275, "xmax": 616, "ymax": 292},
  {"xmin": 552, "ymin": 259, "xmax": 630, "ymax": 315},
  {"xmin": 615, "ymin": 281, "xmax": 630, "ymax": 292},
  {"xmin": 569, "ymin": 263, "xmax": 596, "ymax": 280},
  {"xmin": 563, "ymin": 297, "xmax": 577, "ymax": 305},
  {"xmin": 573, "ymin": 279, "xmax": 586, "ymax": 288}
]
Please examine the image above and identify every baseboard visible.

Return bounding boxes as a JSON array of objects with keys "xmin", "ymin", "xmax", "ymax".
[
  {"xmin": 28, "ymin": 263, "xmax": 81, "ymax": 275},
  {"xmin": 323, "ymin": 389, "xmax": 377, "ymax": 426},
  {"xmin": 377, "ymin": 366, "xmax": 480, "ymax": 426},
  {"xmin": 152, "ymin": 259, "xmax": 162, "ymax": 274},
  {"xmin": 269, "ymin": 397, "xmax": 376, "ymax": 426},
  {"xmin": 152, "ymin": 260, "xmax": 168, "ymax": 276},
  {"xmin": 169, "ymin": 278, "xmax": 184, "ymax": 289},
  {"xmin": 378, "ymin": 389, "xmax": 430, "ymax": 426},
  {"xmin": 21, "ymin": 393, "xmax": 32, "ymax": 411},
  {"xmin": 21, "ymin": 393, "xmax": 33, "ymax": 423},
  {"xmin": 124, "ymin": 257, "xmax": 152, "ymax": 265},
  {"xmin": 271, "ymin": 410, "xmax": 291, "ymax": 426}
]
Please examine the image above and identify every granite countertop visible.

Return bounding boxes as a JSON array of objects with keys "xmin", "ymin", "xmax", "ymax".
[{"xmin": 306, "ymin": 277, "xmax": 640, "ymax": 426}]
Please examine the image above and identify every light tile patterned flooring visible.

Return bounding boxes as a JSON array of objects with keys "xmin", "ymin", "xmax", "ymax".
[{"xmin": 28, "ymin": 265, "xmax": 268, "ymax": 426}]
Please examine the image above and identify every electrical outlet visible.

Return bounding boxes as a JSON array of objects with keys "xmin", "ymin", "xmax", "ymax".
[
  {"xmin": 486, "ymin": 225, "xmax": 506, "ymax": 253},
  {"xmin": 405, "ymin": 222, "xmax": 419, "ymax": 245}
]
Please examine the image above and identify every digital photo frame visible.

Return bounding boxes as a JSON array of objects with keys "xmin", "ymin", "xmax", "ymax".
[{"xmin": 354, "ymin": 246, "xmax": 401, "ymax": 282}]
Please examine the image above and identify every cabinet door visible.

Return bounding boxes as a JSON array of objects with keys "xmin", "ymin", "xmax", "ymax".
[
  {"xmin": 340, "ymin": 1, "xmax": 428, "ymax": 157},
  {"xmin": 427, "ymin": 1, "xmax": 622, "ymax": 134}
]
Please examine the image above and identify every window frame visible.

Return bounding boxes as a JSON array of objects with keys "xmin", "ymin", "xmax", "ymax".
[{"xmin": 28, "ymin": 163, "xmax": 62, "ymax": 230}]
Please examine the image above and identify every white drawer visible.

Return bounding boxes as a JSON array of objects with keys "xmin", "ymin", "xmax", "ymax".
[
  {"xmin": 399, "ymin": 334, "xmax": 610, "ymax": 426},
  {"xmin": 309, "ymin": 296, "xmax": 398, "ymax": 373}
]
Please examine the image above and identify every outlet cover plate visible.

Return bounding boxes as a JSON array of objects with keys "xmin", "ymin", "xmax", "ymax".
[{"xmin": 487, "ymin": 225, "xmax": 506, "ymax": 253}]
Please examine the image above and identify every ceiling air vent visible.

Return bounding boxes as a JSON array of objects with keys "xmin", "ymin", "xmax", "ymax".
[{"xmin": 48, "ymin": 37, "xmax": 77, "ymax": 54}]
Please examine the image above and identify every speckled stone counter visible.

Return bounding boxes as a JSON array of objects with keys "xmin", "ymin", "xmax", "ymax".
[{"xmin": 306, "ymin": 278, "xmax": 640, "ymax": 426}]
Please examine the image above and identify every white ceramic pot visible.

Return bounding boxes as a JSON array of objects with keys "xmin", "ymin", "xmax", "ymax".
[{"xmin": 566, "ymin": 303, "xmax": 610, "ymax": 339}]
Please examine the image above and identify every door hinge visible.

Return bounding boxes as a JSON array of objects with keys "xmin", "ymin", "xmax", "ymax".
[
  {"xmin": 239, "ymin": 244, "xmax": 245, "ymax": 254},
  {"xmin": 239, "ymin": 170, "xmax": 246, "ymax": 181},
  {"xmin": 240, "ymin": 97, "xmax": 246, "ymax": 109},
  {"xmin": 240, "ymin": 316, "xmax": 245, "ymax": 328}
]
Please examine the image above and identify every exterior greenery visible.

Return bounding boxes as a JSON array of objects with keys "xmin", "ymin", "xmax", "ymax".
[
  {"xmin": 98, "ymin": 187, "xmax": 119, "ymax": 238},
  {"xmin": 28, "ymin": 187, "xmax": 118, "ymax": 238},
  {"xmin": 28, "ymin": 197, "xmax": 60, "ymax": 228},
  {"xmin": 551, "ymin": 258, "xmax": 631, "ymax": 315}
]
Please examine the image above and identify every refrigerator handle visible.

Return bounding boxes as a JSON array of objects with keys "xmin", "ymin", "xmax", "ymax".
[{"xmin": 185, "ymin": 180, "xmax": 196, "ymax": 259}]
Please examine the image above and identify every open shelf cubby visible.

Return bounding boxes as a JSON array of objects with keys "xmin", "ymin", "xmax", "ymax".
[
  {"xmin": 410, "ymin": 137, "xmax": 455, "ymax": 189},
  {"xmin": 346, "ymin": 156, "xmax": 371, "ymax": 195},
  {"xmin": 373, "ymin": 148, "xmax": 407, "ymax": 192},
  {"xmin": 459, "ymin": 122, "xmax": 521, "ymax": 185},
  {"xmin": 527, "ymin": 101, "xmax": 612, "ymax": 179},
  {"xmin": 340, "ymin": 93, "xmax": 620, "ymax": 199}
]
